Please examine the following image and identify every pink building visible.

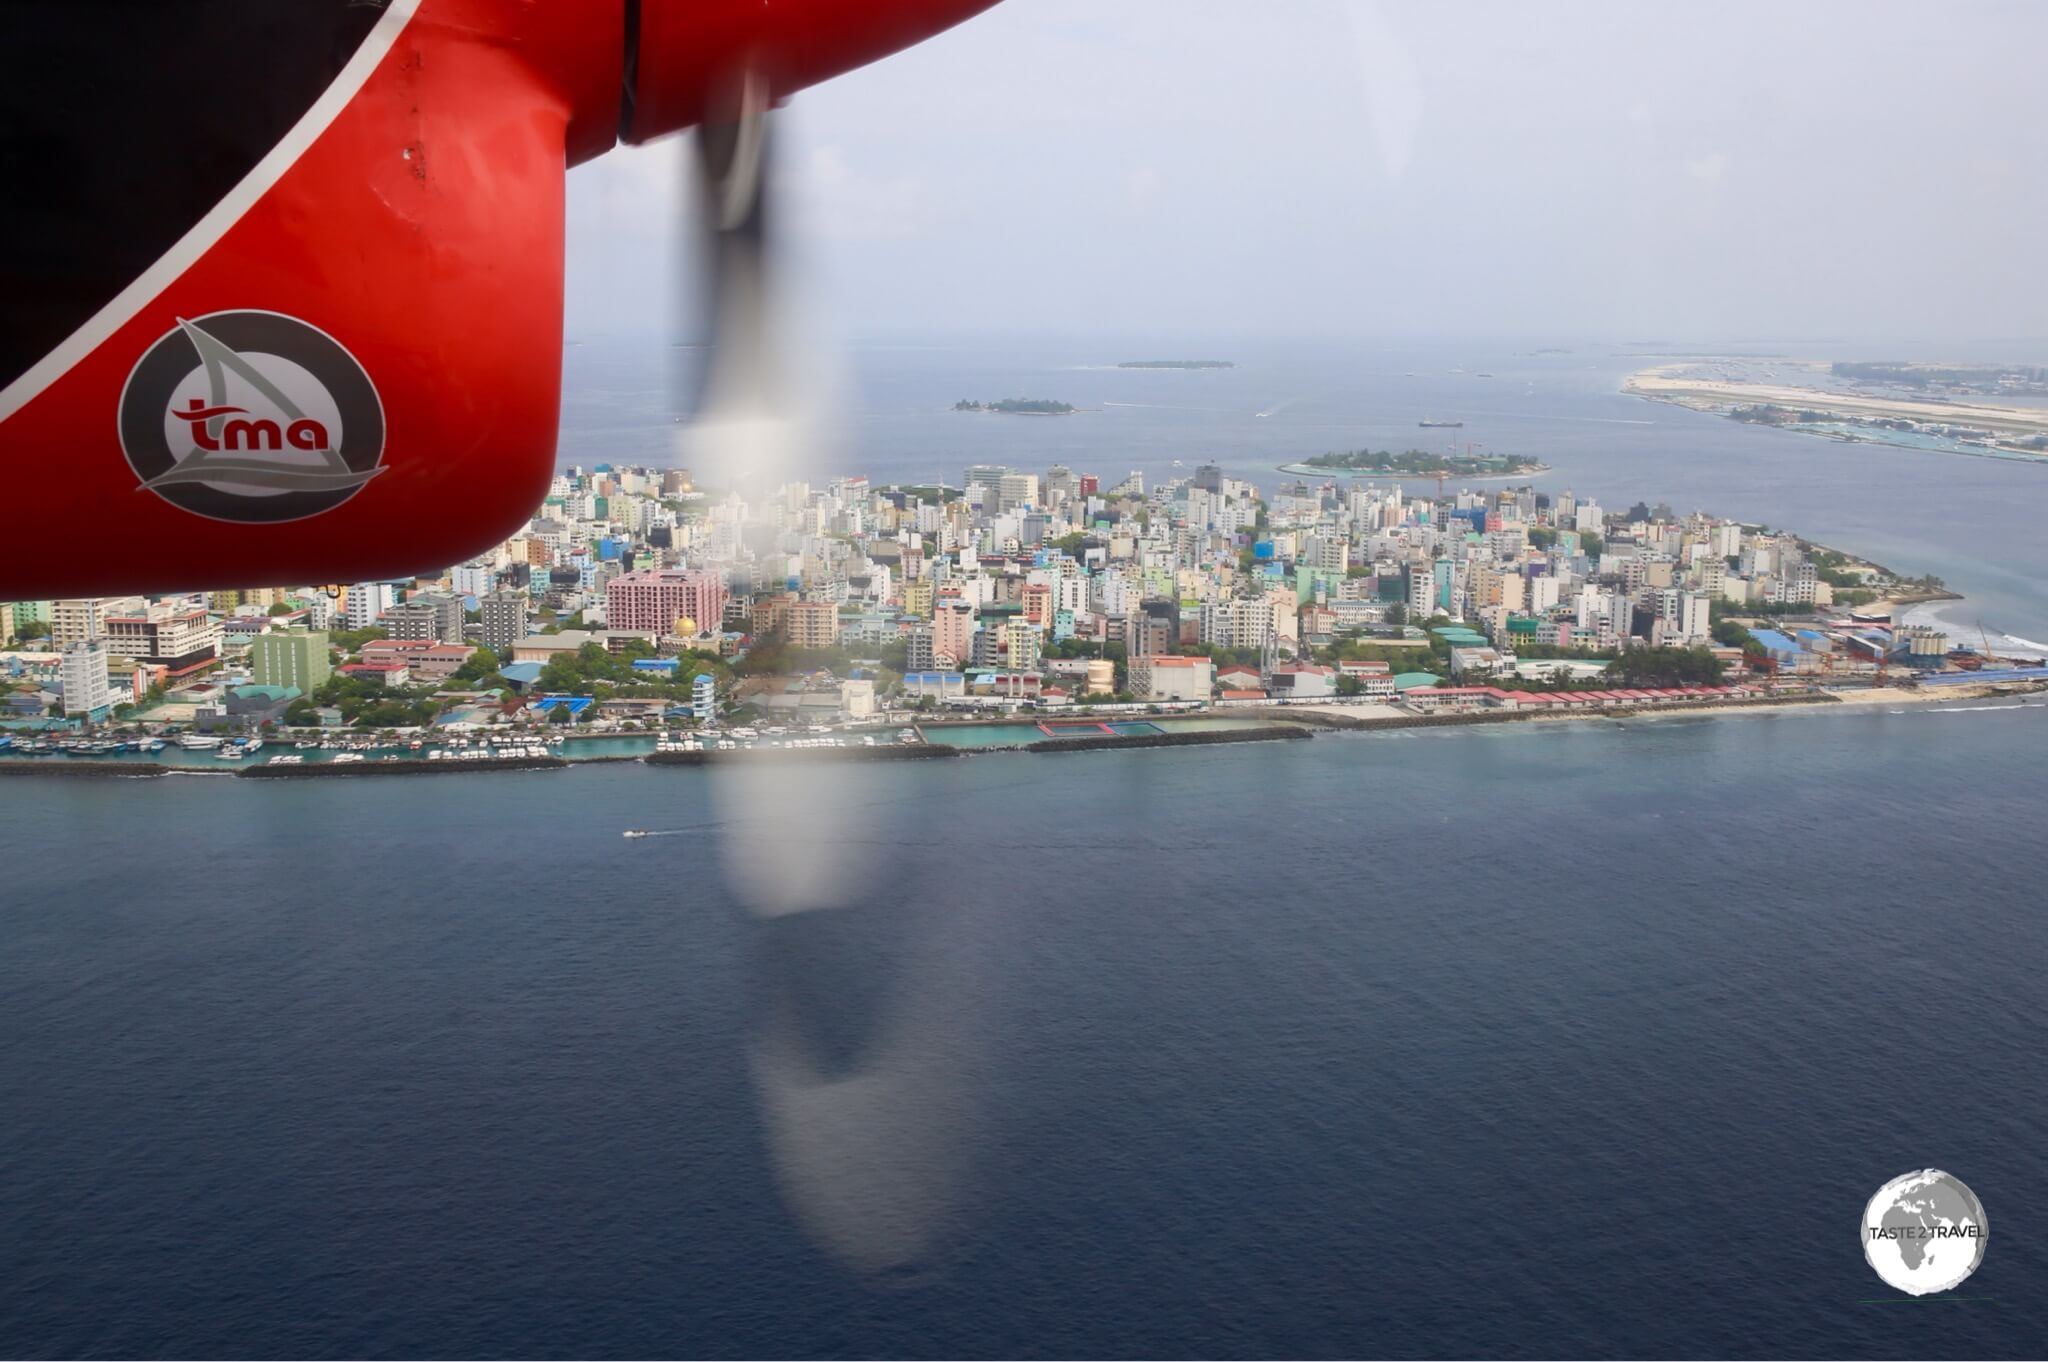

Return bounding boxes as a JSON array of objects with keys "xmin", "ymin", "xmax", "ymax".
[
  {"xmin": 931, "ymin": 598, "xmax": 976, "ymax": 668},
  {"xmin": 606, "ymin": 568, "xmax": 728, "ymax": 636}
]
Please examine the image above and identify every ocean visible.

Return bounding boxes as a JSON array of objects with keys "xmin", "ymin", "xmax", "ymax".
[
  {"xmin": 561, "ymin": 334, "xmax": 2048, "ymax": 654},
  {"xmin": 4, "ymin": 705, "xmax": 2047, "ymax": 1357},
  {"xmin": 6, "ymin": 335, "xmax": 2048, "ymax": 1357}
]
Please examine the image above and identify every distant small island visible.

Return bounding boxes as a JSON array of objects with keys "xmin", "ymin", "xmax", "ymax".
[
  {"xmin": 1281, "ymin": 448, "xmax": 1551, "ymax": 479},
  {"xmin": 954, "ymin": 398, "xmax": 1075, "ymax": 414},
  {"xmin": 1117, "ymin": 359, "xmax": 1234, "ymax": 370}
]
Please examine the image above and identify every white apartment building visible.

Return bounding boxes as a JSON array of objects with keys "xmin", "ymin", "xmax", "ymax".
[{"xmin": 61, "ymin": 640, "xmax": 113, "ymax": 718}]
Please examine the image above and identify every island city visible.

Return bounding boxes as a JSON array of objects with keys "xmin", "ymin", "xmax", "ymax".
[{"xmin": 1, "ymin": 456, "xmax": 2040, "ymax": 773}]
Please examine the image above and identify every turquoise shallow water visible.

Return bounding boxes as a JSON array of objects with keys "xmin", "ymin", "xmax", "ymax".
[
  {"xmin": 3, "ymin": 700, "xmax": 2046, "ymax": 1357},
  {"xmin": 919, "ymin": 716, "xmax": 1279, "ymax": 748}
]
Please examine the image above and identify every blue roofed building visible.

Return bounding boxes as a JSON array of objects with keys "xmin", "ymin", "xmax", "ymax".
[{"xmin": 498, "ymin": 661, "xmax": 545, "ymax": 692}]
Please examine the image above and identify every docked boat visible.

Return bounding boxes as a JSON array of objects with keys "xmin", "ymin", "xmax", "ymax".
[{"xmin": 178, "ymin": 735, "xmax": 222, "ymax": 750}]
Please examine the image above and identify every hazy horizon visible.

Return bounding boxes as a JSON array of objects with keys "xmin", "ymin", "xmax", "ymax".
[{"xmin": 565, "ymin": 0, "xmax": 2048, "ymax": 355}]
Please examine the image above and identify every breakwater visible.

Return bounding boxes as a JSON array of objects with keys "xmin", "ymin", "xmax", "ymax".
[
  {"xmin": 1330, "ymin": 691, "xmax": 1842, "ymax": 732},
  {"xmin": 0, "ymin": 761, "xmax": 172, "ymax": 779},
  {"xmin": 644, "ymin": 744, "xmax": 959, "ymax": 766},
  {"xmin": 1025, "ymin": 725, "xmax": 1311, "ymax": 754},
  {"xmin": 241, "ymin": 756, "xmax": 570, "ymax": 777}
]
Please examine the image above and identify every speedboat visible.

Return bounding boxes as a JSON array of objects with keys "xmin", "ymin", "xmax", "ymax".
[{"xmin": 622, "ymin": 829, "xmax": 650, "ymax": 839}]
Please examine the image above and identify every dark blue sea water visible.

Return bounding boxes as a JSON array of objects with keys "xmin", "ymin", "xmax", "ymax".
[
  {"xmin": 5, "ymin": 703, "xmax": 2047, "ymax": 1357},
  {"xmin": 561, "ymin": 334, "xmax": 2048, "ymax": 651}
]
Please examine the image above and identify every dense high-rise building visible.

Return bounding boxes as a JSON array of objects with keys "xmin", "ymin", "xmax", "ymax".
[
  {"xmin": 451, "ymin": 563, "xmax": 494, "ymax": 598},
  {"xmin": 904, "ymin": 624, "xmax": 935, "ymax": 672},
  {"xmin": 1003, "ymin": 618, "xmax": 1041, "ymax": 671},
  {"xmin": 384, "ymin": 591, "xmax": 464, "ymax": 644},
  {"xmin": 480, "ymin": 591, "xmax": 530, "ymax": 655},
  {"xmin": 344, "ymin": 582, "xmax": 398, "ymax": 630},
  {"xmin": 251, "ymin": 630, "xmax": 332, "ymax": 691},
  {"xmin": 102, "ymin": 606, "xmax": 221, "ymax": 673},
  {"xmin": 60, "ymin": 640, "xmax": 112, "ymax": 720},
  {"xmin": 932, "ymin": 599, "xmax": 975, "ymax": 668},
  {"xmin": 789, "ymin": 601, "xmax": 840, "ymax": 650},
  {"xmin": 51, "ymin": 597, "xmax": 140, "ymax": 649},
  {"xmin": 605, "ymin": 568, "xmax": 728, "ymax": 636}
]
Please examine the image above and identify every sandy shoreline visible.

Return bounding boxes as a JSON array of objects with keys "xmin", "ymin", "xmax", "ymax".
[{"xmin": 1624, "ymin": 363, "xmax": 2048, "ymax": 436}]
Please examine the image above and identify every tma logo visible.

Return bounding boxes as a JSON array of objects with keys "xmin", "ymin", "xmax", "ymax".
[
  {"xmin": 119, "ymin": 310, "xmax": 385, "ymax": 524},
  {"xmin": 172, "ymin": 396, "xmax": 332, "ymax": 453}
]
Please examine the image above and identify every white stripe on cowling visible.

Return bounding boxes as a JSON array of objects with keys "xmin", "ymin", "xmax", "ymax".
[{"xmin": 0, "ymin": 0, "xmax": 424, "ymax": 425}]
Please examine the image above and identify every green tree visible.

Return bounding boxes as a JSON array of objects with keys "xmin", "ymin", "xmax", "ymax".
[
  {"xmin": 330, "ymin": 625, "xmax": 389, "ymax": 653},
  {"xmin": 1710, "ymin": 619, "xmax": 1753, "ymax": 649},
  {"xmin": 1605, "ymin": 645, "xmax": 1725, "ymax": 687},
  {"xmin": 1385, "ymin": 603, "xmax": 1408, "ymax": 627},
  {"xmin": 267, "ymin": 602, "xmax": 295, "ymax": 617},
  {"xmin": 353, "ymin": 699, "xmax": 414, "ymax": 728},
  {"xmin": 454, "ymin": 646, "xmax": 503, "ymax": 683}
]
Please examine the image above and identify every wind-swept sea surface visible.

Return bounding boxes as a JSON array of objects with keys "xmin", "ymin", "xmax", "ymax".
[{"xmin": 5, "ymin": 702, "xmax": 2046, "ymax": 1357}]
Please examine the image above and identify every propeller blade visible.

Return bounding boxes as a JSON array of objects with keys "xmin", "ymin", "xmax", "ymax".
[{"xmin": 678, "ymin": 68, "xmax": 798, "ymax": 482}]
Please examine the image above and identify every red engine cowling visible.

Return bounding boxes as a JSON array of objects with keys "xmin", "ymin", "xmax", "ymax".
[{"xmin": 0, "ymin": 0, "xmax": 995, "ymax": 599}]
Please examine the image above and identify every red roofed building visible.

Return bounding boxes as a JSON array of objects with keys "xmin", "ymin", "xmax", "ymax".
[
  {"xmin": 338, "ymin": 661, "xmax": 409, "ymax": 687},
  {"xmin": 1216, "ymin": 664, "xmax": 1263, "ymax": 690}
]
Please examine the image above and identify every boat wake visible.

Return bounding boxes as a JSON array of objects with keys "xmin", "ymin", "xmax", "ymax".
[
  {"xmin": 1929, "ymin": 703, "xmax": 2039, "ymax": 714},
  {"xmin": 1099, "ymin": 400, "xmax": 1240, "ymax": 413},
  {"xmin": 1899, "ymin": 604, "xmax": 2048, "ymax": 659}
]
